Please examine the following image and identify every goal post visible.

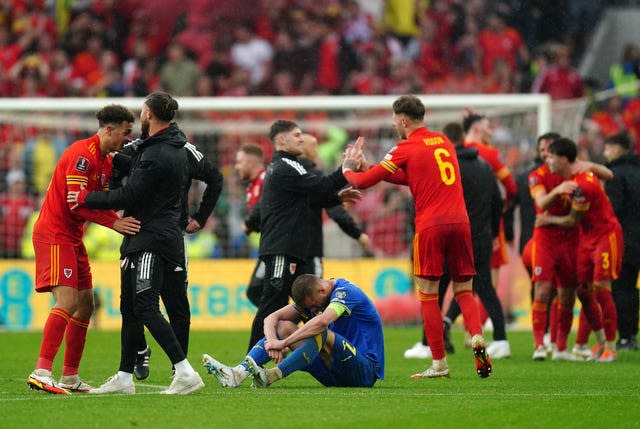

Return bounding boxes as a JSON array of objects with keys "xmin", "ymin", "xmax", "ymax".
[
  {"xmin": 0, "ymin": 93, "xmax": 552, "ymax": 134},
  {"xmin": 1, "ymin": 93, "xmax": 581, "ymax": 262}
]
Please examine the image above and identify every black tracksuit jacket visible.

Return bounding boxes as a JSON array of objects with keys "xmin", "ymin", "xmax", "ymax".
[
  {"xmin": 258, "ymin": 150, "xmax": 347, "ymax": 262},
  {"xmin": 83, "ymin": 123, "xmax": 189, "ymax": 266},
  {"xmin": 299, "ymin": 157, "xmax": 363, "ymax": 259},
  {"xmin": 456, "ymin": 146, "xmax": 503, "ymax": 241},
  {"xmin": 605, "ymin": 152, "xmax": 640, "ymax": 266},
  {"xmin": 112, "ymin": 140, "xmax": 223, "ymax": 231}
]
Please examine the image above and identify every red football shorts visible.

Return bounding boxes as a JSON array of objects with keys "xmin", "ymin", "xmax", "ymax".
[
  {"xmin": 531, "ymin": 230, "xmax": 578, "ymax": 288},
  {"xmin": 33, "ymin": 241, "xmax": 92, "ymax": 293},
  {"xmin": 521, "ymin": 238, "xmax": 533, "ymax": 274},
  {"xmin": 490, "ymin": 220, "xmax": 509, "ymax": 269},
  {"xmin": 577, "ymin": 226, "xmax": 623, "ymax": 284},
  {"xmin": 413, "ymin": 223, "xmax": 475, "ymax": 282}
]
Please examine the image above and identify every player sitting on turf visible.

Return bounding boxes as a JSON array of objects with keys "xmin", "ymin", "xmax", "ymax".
[{"xmin": 202, "ymin": 274, "xmax": 384, "ymax": 387}]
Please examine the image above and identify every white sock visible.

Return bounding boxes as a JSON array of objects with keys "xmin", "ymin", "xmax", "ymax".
[
  {"xmin": 117, "ymin": 371, "xmax": 133, "ymax": 382},
  {"xmin": 432, "ymin": 358, "xmax": 448, "ymax": 370},
  {"xmin": 174, "ymin": 359, "xmax": 196, "ymax": 377},
  {"xmin": 265, "ymin": 367, "xmax": 283, "ymax": 384},
  {"xmin": 234, "ymin": 364, "xmax": 250, "ymax": 382}
]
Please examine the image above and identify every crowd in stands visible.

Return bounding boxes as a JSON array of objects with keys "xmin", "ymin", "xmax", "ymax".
[
  {"xmin": 1, "ymin": 0, "xmax": 640, "ymax": 259},
  {"xmin": 0, "ymin": 0, "xmax": 613, "ymax": 98}
]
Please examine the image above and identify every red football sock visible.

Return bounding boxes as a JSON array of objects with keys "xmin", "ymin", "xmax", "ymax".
[
  {"xmin": 36, "ymin": 308, "xmax": 71, "ymax": 371},
  {"xmin": 549, "ymin": 296, "xmax": 559, "ymax": 345},
  {"xmin": 419, "ymin": 291, "xmax": 445, "ymax": 360},
  {"xmin": 62, "ymin": 317, "xmax": 90, "ymax": 376},
  {"xmin": 556, "ymin": 301, "xmax": 574, "ymax": 351},
  {"xmin": 596, "ymin": 288, "xmax": 618, "ymax": 342},
  {"xmin": 455, "ymin": 290, "xmax": 482, "ymax": 336},
  {"xmin": 578, "ymin": 289, "xmax": 602, "ymax": 333},
  {"xmin": 531, "ymin": 299, "xmax": 547, "ymax": 348},
  {"xmin": 476, "ymin": 294, "xmax": 489, "ymax": 326},
  {"xmin": 575, "ymin": 308, "xmax": 591, "ymax": 345}
]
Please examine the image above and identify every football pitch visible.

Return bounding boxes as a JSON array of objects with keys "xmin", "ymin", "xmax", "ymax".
[{"xmin": 1, "ymin": 327, "xmax": 639, "ymax": 429}]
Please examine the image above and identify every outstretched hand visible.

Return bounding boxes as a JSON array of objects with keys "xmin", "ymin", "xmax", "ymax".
[
  {"xmin": 555, "ymin": 180, "xmax": 578, "ymax": 196},
  {"xmin": 67, "ymin": 184, "xmax": 87, "ymax": 210},
  {"xmin": 113, "ymin": 216, "xmax": 141, "ymax": 235},
  {"xmin": 338, "ymin": 187, "xmax": 362, "ymax": 203},
  {"xmin": 342, "ymin": 136, "xmax": 366, "ymax": 172}
]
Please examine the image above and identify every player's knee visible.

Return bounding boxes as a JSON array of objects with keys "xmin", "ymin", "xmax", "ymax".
[
  {"xmin": 54, "ymin": 296, "xmax": 78, "ymax": 315},
  {"xmin": 275, "ymin": 320, "xmax": 298, "ymax": 338},
  {"xmin": 76, "ymin": 300, "xmax": 94, "ymax": 319}
]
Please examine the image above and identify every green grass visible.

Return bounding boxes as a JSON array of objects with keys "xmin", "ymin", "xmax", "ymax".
[{"xmin": 1, "ymin": 327, "xmax": 639, "ymax": 429}]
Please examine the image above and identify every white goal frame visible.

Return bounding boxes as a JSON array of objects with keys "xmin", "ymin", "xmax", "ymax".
[{"xmin": 0, "ymin": 94, "xmax": 552, "ymax": 137}]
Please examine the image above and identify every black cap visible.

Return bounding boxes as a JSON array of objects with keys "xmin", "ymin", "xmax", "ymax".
[{"xmin": 462, "ymin": 114, "xmax": 485, "ymax": 133}]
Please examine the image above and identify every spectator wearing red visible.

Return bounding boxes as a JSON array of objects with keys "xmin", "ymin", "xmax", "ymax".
[
  {"xmin": 72, "ymin": 34, "xmax": 105, "ymax": 95},
  {"xmin": 622, "ymin": 97, "xmax": 640, "ymax": 151},
  {"xmin": 384, "ymin": 58, "xmax": 424, "ymax": 95},
  {"xmin": 123, "ymin": 11, "xmax": 164, "ymax": 59},
  {"xmin": 314, "ymin": 15, "xmax": 344, "ymax": 94},
  {"xmin": 11, "ymin": 1, "xmax": 57, "ymax": 43},
  {"xmin": 346, "ymin": 52, "xmax": 385, "ymax": 95},
  {"xmin": 416, "ymin": 16, "xmax": 449, "ymax": 84},
  {"xmin": 0, "ymin": 169, "xmax": 36, "ymax": 258},
  {"xmin": 591, "ymin": 96, "xmax": 628, "ymax": 139},
  {"xmin": 0, "ymin": 25, "xmax": 38, "ymax": 73},
  {"xmin": 483, "ymin": 58, "xmax": 516, "ymax": 94},
  {"xmin": 478, "ymin": 10, "xmax": 528, "ymax": 76},
  {"xmin": 452, "ymin": 15, "xmax": 480, "ymax": 75},
  {"xmin": 531, "ymin": 44, "xmax": 583, "ymax": 100},
  {"xmin": 48, "ymin": 49, "xmax": 84, "ymax": 96}
]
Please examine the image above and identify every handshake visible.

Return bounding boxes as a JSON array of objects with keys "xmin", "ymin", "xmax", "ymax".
[{"xmin": 342, "ymin": 136, "xmax": 370, "ymax": 173}]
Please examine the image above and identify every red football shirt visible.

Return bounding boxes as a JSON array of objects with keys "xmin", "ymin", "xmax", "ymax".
[
  {"xmin": 478, "ymin": 27, "xmax": 524, "ymax": 75},
  {"xmin": 246, "ymin": 169, "xmax": 265, "ymax": 212},
  {"xmin": 344, "ymin": 127, "xmax": 469, "ymax": 231},
  {"xmin": 0, "ymin": 193, "xmax": 35, "ymax": 254},
  {"xmin": 33, "ymin": 135, "xmax": 118, "ymax": 245},
  {"xmin": 465, "ymin": 140, "xmax": 517, "ymax": 202},
  {"xmin": 571, "ymin": 171, "xmax": 620, "ymax": 237},
  {"xmin": 528, "ymin": 163, "xmax": 576, "ymax": 240},
  {"xmin": 533, "ymin": 65, "xmax": 583, "ymax": 100}
]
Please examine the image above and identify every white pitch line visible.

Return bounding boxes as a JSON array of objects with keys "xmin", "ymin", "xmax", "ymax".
[{"xmin": 1, "ymin": 389, "xmax": 636, "ymax": 402}]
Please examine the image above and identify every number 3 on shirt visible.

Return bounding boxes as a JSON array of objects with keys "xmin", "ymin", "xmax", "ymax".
[{"xmin": 434, "ymin": 148, "xmax": 456, "ymax": 185}]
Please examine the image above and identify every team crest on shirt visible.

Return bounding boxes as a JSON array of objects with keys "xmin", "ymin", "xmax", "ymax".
[
  {"xmin": 289, "ymin": 263, "xmax": 297, "ymax": 274},
  {"xmin": 75, "ymin": 156, "xmax": 89, "ymax": 172},
  {"xmin": 534, "ymin": 266, "xmax": 542, "ymax": 276},
  {"xmin": 63, "ymin": 268, "xmax": 73, "ymax": 279},
  {"xmin": 333, "ymin": 289, "xmax": 347, "ymax": 305}
]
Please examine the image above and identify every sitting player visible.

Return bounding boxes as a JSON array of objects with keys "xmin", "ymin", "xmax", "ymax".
[{"xmin": 202, "ymin": 274, "xmax": 384, "ymax": 387}]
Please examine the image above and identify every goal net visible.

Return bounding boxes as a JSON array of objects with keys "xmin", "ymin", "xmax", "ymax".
[{"xmin": 0, "ymin": 94, "xmax": 573, "ymax": 260}]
